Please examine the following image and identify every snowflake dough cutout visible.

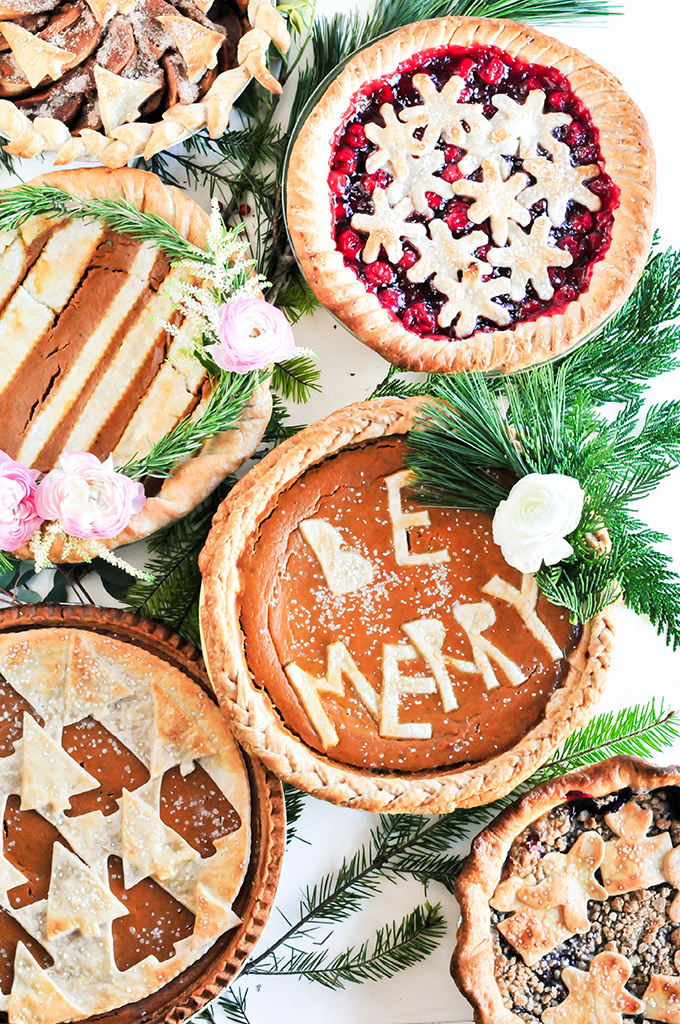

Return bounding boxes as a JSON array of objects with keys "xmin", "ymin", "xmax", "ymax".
[
  {"xmin": 435, "ymin": 263, "xmax": 510, "ymax": 337},
  {"xmin": 399, "ymin": 73, "xmax": 482, "ymax": 149},
  {"xmin": 458, "ymin": 111, "xmax": 517, "ymax": 176},
  {"xmin": 386, "ymin": 149, "xmax": 455, "ymax": 214},
  {"xmin": 520, "ymin": 146, "xmax": 602, "ymax": 225},
  {"xmin": 365, "ymin": 103, "xmax": 427, "ymax": 181},
  {"xmin": 542, "ymin": 952, "xmax": 643, "ymax": 1024},
  {"xmin": 351, "ymin": 188, "xmax": 427, "ymax": 263},
  {"xmin": 644, "ymin": 974, "xmax": 680, "ymax": 1023},
  {"xmin": 491, "ymin": 831, "xmax": 607, "ymax": 965},
  {"xmin": 488, "ymin": 216, "xmax": 573, "ymax": 301},
  {"xmin": 408, "ymin": 221, "xmax": 489, "ymax": 283},
  {"xmin": 490, "ymin": 90, "xmax": 571, "ymax": 159},
  {"xmin": 453, "ymin": 158, "xmax": 530, "ymax": 245},
  {"xmin": 601, "ymin": 801, "xmax": 673, "ymax": 895}
]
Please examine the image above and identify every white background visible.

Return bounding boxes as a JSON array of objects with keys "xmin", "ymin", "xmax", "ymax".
[{"xmin": 2, "ymin": 1, "xmax": 680, "ymax": 1022}]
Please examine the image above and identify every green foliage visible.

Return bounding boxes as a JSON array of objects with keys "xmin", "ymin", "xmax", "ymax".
[
  {"xmin": 271, "ymin": 354, "xmax": 322, "ymax": 403},
  {"xmin": 121, "ymin": 480, "xmax": 235, "ymax": 646},
  {"xmin": 250, "ymin": 902, "xmax": 446, "ymax": 989},
  {"xmin": 263, "ymin": 393, "xmax": 306, "ymax": 444},
  {"xmin": 283, "ymin": 783, "xmax": 308, "ymax": 846},
  {"xmin": 407, "ymin": 248, "xmax": 680, "ymax": 641},
  {"xmin": 211, "ymin": 988, "xmax": 251, "ymax": 1024},
  {"xmin": 121, "ymin": 371, "xmax": 266, "ymax": 481}
]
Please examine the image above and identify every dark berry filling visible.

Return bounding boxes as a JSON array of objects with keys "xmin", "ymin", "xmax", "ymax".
[{"xmin": 329, "ymin": 45, "xmax": 619, "ymax": 340}]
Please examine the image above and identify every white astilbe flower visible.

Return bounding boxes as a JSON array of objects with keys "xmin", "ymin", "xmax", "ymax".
[{"xmin": 157, "ymin": 199, "xmax": 275, "ymax": 366}]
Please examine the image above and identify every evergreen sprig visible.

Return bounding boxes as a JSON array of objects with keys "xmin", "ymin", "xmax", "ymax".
[
  {"xmin": 283, "ymin": 782, "xmax": 308, "ymax": 846},
  {"xmin": 120, "ymin": 371, "xmax": 266, "ymax": 481},
  {"xmin": 406, "ymin": 247, "xmax": 680, "ymax": 642},
  {"xmin": 249, "ymin": 902, "xmax": 446, "ymax": 989}
]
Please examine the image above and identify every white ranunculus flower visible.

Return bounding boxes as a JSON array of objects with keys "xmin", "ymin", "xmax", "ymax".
[{"xmin": 492, "ymin": 473, "xmax": 585, "ymax": 574}]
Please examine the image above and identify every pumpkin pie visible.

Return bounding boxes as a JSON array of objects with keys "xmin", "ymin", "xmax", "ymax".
[
  {"xmin": 0, "ymin": 623, "xmax": 251, "ymax": 1024},
  {"xmin": 199, "ymin": 397, "xmax": 615, "ymax": 813},
  {"xmin": 286, "ymin": 16, "xmax": 655, "ymax": 373}
]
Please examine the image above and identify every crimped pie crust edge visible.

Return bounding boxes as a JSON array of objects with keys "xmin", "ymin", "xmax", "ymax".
[
  {"xmin": 450, "ymin": 756, "xmax": 680, "ymax": 1024},
  {"xmin": 285, "ymin": 16, "xmax": 656, "ymax": 373},
  {"xmin": 9, "ymin": 166, "xmax": 271, "ymax": 561},
  {"xmin": 199, "ymin": 395, "xmax": 614, "ymax": 814}
]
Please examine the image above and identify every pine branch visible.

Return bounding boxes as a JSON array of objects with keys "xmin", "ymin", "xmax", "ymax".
[
  {"xmin": 262, "ymin": 393, "xmax": 305, "ymax": 444},
  {"xmin": 121, "ymin": 371, "xmax": 266, "ymax": 480},
  {"xmin": 283, "ymin": 782, "xmax": 308, "ymax": 846},
  {"xmin": 211, "ymin": 988, "xmax": 252, "ymax": 1024},
  {"xmin": 121, "ymin": 479, "xmax": 234, "ymax": 646},
  {"xmin": 271, "ymin": 354, "xmax": 322, "ymax": 403},
  {"xmin": 249, "ymin": 902, "xmax": 446, "ymax": 989},
  {"xmin": 563, "ymin": 245, "xmax": 680, "ymax": 405}
]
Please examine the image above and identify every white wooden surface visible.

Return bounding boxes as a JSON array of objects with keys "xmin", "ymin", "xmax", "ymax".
[{"xmin": 1, "ymin": 2, "xmax": 678, "ymax": 1021}]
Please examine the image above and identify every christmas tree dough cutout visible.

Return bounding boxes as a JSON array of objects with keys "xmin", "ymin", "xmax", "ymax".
[
  {"xmin": 120, "ymin": 787, "xmax": 198, "ymax": 887},
  {"xmin": 149, "ymin": 679, "xmax": 215, "ymax": 776},
  {"xmin": 491, "ymin": 831, "xmax": 607, "ymax": 965},
  {"xmin": 601, "ymin": 801, "xmax": 672, "ymax": 895},
  {"xmin": 644, "ymin": 974, "xmax": 680, "ymax": 1023},
  {"xmin": 46, "ymin": 843, "xmax": 128, "ymax": 940},
  {"xmin": 64, "ymin": 633, "xmax": 134, "ymax": 724},
  {"xmin": 20, "ymin": 714, "xmax": 98, "ymax": 813},
  {"xmin": 542, "ymin": 952, "xmax": 643, "ymax": 1024},
  {"xmin": 7, "ymin": 942, "xmax": 84, "ymax": 1024},
  {"xmin": 190, "ymin": 882, "xmax": 241, "ymax": 950}
]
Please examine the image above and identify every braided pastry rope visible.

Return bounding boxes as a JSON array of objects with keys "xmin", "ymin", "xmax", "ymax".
[{"xmin": 0, "ymin": 0, "xmax": 289, "ymax": 168}]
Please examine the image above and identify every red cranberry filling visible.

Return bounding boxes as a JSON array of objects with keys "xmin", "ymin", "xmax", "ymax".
[{"xmin": 329, "ymin": 44, "xmax": 619, "ymax": 340}]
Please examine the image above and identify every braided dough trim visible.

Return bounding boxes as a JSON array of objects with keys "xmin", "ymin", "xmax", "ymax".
[
  {"xmin": 0, "ymin": 0, "xmax": 288, "ymax": 167},
  {"xmin": 199, "ymin": 396, "xmax": 613, "ymax": 814},
  {"xmin": 286, "ymin": 16, "xmax": 655, "ymax": 373},
  {"xmin": 451, "ymin": 756, "xmax": 680, "ymax": 1024},
  {"xmin": 10, "ymin": 167, "xmax": 271, "ymax": 561}
]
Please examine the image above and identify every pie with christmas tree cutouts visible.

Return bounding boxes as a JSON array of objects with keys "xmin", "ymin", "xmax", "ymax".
[
  {"xmin": 0, "ymin": 166, "xmax": 271, "ymax": 562},
  {"xmin": 0, "ymin": 623, "xmax": 251, "ymax": 1024},
  {"xmin": 286, "ymin": 16, "xmax": 655, "ymax": 373},
  {"xmin": 199, "ymin": 396, "xmax": 615, "ymax": 814},
  {"xmin": 452, "ymin": 756, "xmax": 680, "ymax": 1024}
]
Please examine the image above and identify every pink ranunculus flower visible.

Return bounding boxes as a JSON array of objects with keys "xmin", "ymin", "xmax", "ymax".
[
  {"xmin": 207, "ymin": 296, "xmax": 295, "ymax": 373},
  {"xmin": 0, "ymin": 452, "xmax": 43, "ymax": 550},
  {"xmin": 35, "ymin": 453, "xmax": 146, "ymax": 541}
]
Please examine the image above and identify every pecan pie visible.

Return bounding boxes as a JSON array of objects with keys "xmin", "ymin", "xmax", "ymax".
[
  {"xmin": 0, "ymin": 166, "xmax": 271, "ymax": 560},
  {"xmin": 0, "ymin": 0, "xmax": 288, "ymax": 166},
  {"xmin": 452, "ymin": 757, "xmax": 680, "ymax": 1024},
  {"xmin": 199, "ymin": 397, "xmax": 614, "ymax": 813},
  {"xmin": 286, "ymin": 17, "xmax": 655, "ymax": 373},
  {"xmin": 0, "ymin": 624, "xmax": 251, "ymax": 1024}
]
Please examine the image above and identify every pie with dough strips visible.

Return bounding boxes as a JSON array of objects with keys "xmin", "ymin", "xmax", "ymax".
[
  {"xmin": 286, "ymin": 16, "xmax": 655, "ymax": 373},
  {"xmin": 452, "ymin": 757, "xmax": 680, "ymax": 1024},
  {"xmin": 0, "ymin": 625, "xmax": 250, "ymax": 1024}
]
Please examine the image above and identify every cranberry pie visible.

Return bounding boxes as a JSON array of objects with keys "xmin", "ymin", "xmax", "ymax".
[
  {"xmin": 286, "ymin": 17, "xmax": 655, "ymax": 373},
  {"xmin": 0, "ymin": 167, "xmax": 271, "ymax": 560},
  {"xmin": 199, "ymin": 397, "xmax": 614, "ymax": 813},
  {"xmin": 0, "ymin": 624, "xmax": 251, "ymax": 1024},
  {"xmin": 452, "ymin": 757, "xmax": 680, "ymax": 1024},
  {"xmin": 0, "ymin": 0, "xmax": 288, "ymax": 166}
]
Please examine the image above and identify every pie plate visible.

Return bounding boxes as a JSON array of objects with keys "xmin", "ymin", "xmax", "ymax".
[{"xmin": 0, "ymin": 603, "xmax": 284, "ymax": 1024}]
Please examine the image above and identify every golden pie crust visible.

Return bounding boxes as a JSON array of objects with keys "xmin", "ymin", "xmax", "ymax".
[
  {"xmin": 451, "ymin": 756, "xmax": 680, "ymax": 1024},
  {"xmin": 199, "ymin": 396, "xmax": 614, "ymax": 814},
  {"xmin": 0, "ymin": 624, "xmax": 251, "ymax": 1024},
  {"xmin": 286, "ymin": 16, "xmax": 656, "ymax": 373},
  {"xmin": 1, "ymin": 166, "xmax": 271, "ymax": 561},
  {"xmin": 0, "ymin": 0, "xmax": 289, "ymax": 167}
]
